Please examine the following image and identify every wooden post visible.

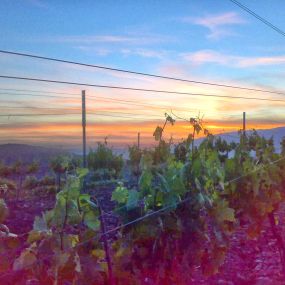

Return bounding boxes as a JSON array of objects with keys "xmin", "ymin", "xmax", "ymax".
[
  {"xmin": 137, "ymin": 132, "xmax": 140, "ymax": 149},
  {"xmin": 82, "ymin": 90, "xmax": 87, "ymax": 168},
  {"xmin": 98, "ymin": 205, "xmax": 115, "ymax": 285},
  {"xmin": 243, "ymin": 112, "xmax": 246, "ymax": 137}
]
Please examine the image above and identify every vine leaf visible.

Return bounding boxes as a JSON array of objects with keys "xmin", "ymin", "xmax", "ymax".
[
  {"xmin": 76, "ymin": 168, "xmax": 89, "ymax": 179},
  {"xmin": 215, "ymin": 200, "xmax": 235, "ymax": 223},
  {"xmin": 84, "ymin": 211, "xmax": 100, "ymax": 231},
  {"xmin": 92, "ymin": 249, "xmax": 105, "ymax": 260},
  {"xmin": 112, "ymin": 184, "xmax": 129, "ymax": 204},
  {"xmin": 127, "ymin": 190, "xmax": 139, "ymax": 210},
  {"xmin": 13, "ymin": 249, "xmax": 37, "ymax": 271},
  {"xmin": 156, "ymin": 173, "xmax": 170, "ymax": 193},
  {"xmin": 67, "ymin": 200, "xmax": 82, "ymax": 225},
  {"xmin": 153, "ymin": 126, "xmax": 163, "ymax": 141}
]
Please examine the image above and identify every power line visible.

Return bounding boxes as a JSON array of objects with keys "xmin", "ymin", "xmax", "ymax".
[
  {"xmin": 0, "ymin": 87, "xmax": 78, "ymax": 96},
  {"xmin": 0, "ymin": 103, "xmax": 252, "ymax": 122},
  {"xmin": 0, "ymin": 106, "xmax": 81, "ymax": 111},
  {"xmin": 87, "ymin": 95, "xmax": 198, "ymax": 112},
  {"xmin": 0, "ymin": 90, "xmax": 197, "ymax": 112},
  {"xmin": 0, "ymin": 111, "xmax": 164, "ymax": 120},
  {"xmin": 0, "ymin": 113, "xmax": 81, "ymax": 117},
  {"xmin": 0, "ymin": 89, "xmax": 232, "ymax": 115},
  {"xmin": 0, "ymin": 89, "xmax": 271, "ymax": 118},
  {"xmin": 0, "ymin": 88, "xmax": 273, "ymax": 116},
  {"xmin": 0, "ymin": 49, "xmax": 285, "ymax": 95},
  {"xmin": 0, "ymin": 91, "xmax": 76, "ymax": 99},
  {"xmin": 229, "ymin": 0, "xmax": 285, "ymax": 37},
  {"xmin": 0, "ymin": 100, "xmax": 238, "ymax": 119},
  {"xmin": 0, "ymin": 106, "xmax": 164, "ymax": 118},
  {"xmin": 1, "ymin": 75, "xmax": 285, "ymax": 103},
  {"xmin": 95, "ymin": 111, "xmax": 163, "ymax": 118}
]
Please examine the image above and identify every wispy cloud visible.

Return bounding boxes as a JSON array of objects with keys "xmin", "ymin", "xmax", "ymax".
[
  {"xmin": 74, "ymin": 46, "xmax": 166, "ymax": 59},
  {"xmin": 182, "ymin": 12, "xmax": 245, "ymax": 39},
  {"xmin": 75, "ymin": 46, "xmax": 112, "ymax": 56},
  {"xmin": 120, "ymin": 48, "xmax": 166, "ymax": 59},
  {"xmin": 182, "ymin": 50, "xmax": 285, "ymax": 67},
  {"xmin": 43, "ymin": 34, "xmax": 171, "ymax": 46}
]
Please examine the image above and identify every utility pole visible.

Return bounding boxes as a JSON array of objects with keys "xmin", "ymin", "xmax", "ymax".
[
  {"xmin": 82, "ymin": 90, "xmax": 87, "ymax": 168},
  {"xmin": 243, "ymin": 111, "xmax": 246, "ymax": 137}
]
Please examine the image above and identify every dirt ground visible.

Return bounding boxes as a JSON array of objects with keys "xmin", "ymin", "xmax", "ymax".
[{"xmin": 3, "ymin": 187, "xmax": 285, "ymax": 284}]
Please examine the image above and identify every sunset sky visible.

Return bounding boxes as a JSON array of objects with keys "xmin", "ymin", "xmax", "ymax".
[{"xmin": 0, "ymin": 0, "xmax": 285, "ymax": 151}]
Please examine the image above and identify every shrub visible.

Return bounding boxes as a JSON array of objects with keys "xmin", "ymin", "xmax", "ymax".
[
  {"xmin": 0, "ymin": 178, "xmax": 16, "ymax": 199},
  {"xmin": 39, "ymin": 175, "xmax": 55, "ymax": 186},
  {"xmin": 128, "ymin": 145, "xmax": 142, "ymax": 178},
  {"xmin": 87, "ymin": 142, "xmax": 123, "ymax": 180},
  {"xmin": 23, "ymin": 176, "xmax": 38, "ymax": 190}
]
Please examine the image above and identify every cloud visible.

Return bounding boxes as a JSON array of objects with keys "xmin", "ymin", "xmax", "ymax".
[
  {"xmin": 75, "ymin": 46, "xmax": 111, "ymax": 56},
  {"xmin": 44, "ymin": 34, "xmax": 171, "ymax": 46},
  {"xmin": 182, "ymin": 50, "xmax": 228, "ymax": 65},
  {"xmin": 182, "ymin": 12, "xmax": 245, "ymax": 39},
  {"xmin": 182, "ymin": 50, "xmax": 285, "ymax": 67},
  {"xmin": 74, "ymin": 46, "xmax": 167, "ymax": 59},
  {"xmin": 237, "ymin": 56, "xmax": 285, "ymax": 67},
  {"xmin": 120, "ymin": 48, "xmax": 166, "ymax": 59}
]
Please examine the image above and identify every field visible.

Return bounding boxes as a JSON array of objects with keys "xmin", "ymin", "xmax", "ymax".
[{"xmin": 1, "ymin": 116, "xmax": 285, "ymax": 285}]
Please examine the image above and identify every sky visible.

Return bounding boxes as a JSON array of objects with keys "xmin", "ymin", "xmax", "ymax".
[{"xmin": 0, "ymin": 0, "xmax": 285, "ymax": 151}]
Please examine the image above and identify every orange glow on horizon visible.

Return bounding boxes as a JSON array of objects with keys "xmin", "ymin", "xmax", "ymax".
[{"xmin": 0, "ymin": 118, "xmax": 284, "ymax": 148}]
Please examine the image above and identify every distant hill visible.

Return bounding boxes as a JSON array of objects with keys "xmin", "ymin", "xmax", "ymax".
[
  {"xmin": 1, "ymin": 127, "xmax": 285, "ymax": 165},
  {"xmin": 0, "ymin": 144, "xmax": 69, "ymax": 165},
  {"xmin": 197, "ymin": 126, "xmax": 285, "ymax": 152}
]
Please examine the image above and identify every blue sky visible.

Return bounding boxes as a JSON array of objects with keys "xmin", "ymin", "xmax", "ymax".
[{"xmin": 0, "ymin": 0, "xmax": 285, "ymax": 149}]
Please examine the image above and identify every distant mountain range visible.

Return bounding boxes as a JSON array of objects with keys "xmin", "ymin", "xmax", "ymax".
[
  {"xmin": 0, "ymin": 127, "xmax": 284, "ymax": 164},
  {"xmin": 213, "ymin": 126, "xmax": 285, "ymax": 152},
  {"xmin": 0, "ymin": 143, "xmax": 68, "ymax": 165}
]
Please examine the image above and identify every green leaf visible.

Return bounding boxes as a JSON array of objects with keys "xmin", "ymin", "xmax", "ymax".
[
  {"xmin": 139, "ymin": 170, "xmax": 153, "ymax": 194},
  {"xmin": 215, "ymin": 200, "xmax": 235, "ymax": 223},
  {"xmin": 163, "ymin": 193, "xmax": 180, "ymax": 209},
  {"xmin": 91, "ymin": 249, "xmax": 105, "ymax": 259},
  {"xmin": 156, "ymin": 173, "xmax": 170, "ymax": 193},
  {"xmin": 84, "ymin": 211, "xmax": 100, "ymax": 231},
  {"xmin": 111, "ymin": 184, "xmax": 129, "ymax": 204},
  {"xmin": 51, "ymin": 194, "xmax": 66, "ymax": 228},
  {"xmin": 79, "ymin": 194, "xmax": 97, "ymax": 210},
  {"xmin": 66, "ymin": 177, "xmax": 80, "ymax": 200},
  {"xmin": 67, "ymin": 199, "xmax": 82, "ymax": 225},
  {"xmin": 127, "ymin": 190, "xmax": 139, "ymax": 210},
  {"xmin": 76, "ymin": 168, "xmax": 89, "ymax": 178},
  {"xmin": 139, "ymin": 153, "xmax": 153, "ymax": 170},
  {"xmin": 170, "ymin": 174, "xmax": 186, "ymax": 195}
]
